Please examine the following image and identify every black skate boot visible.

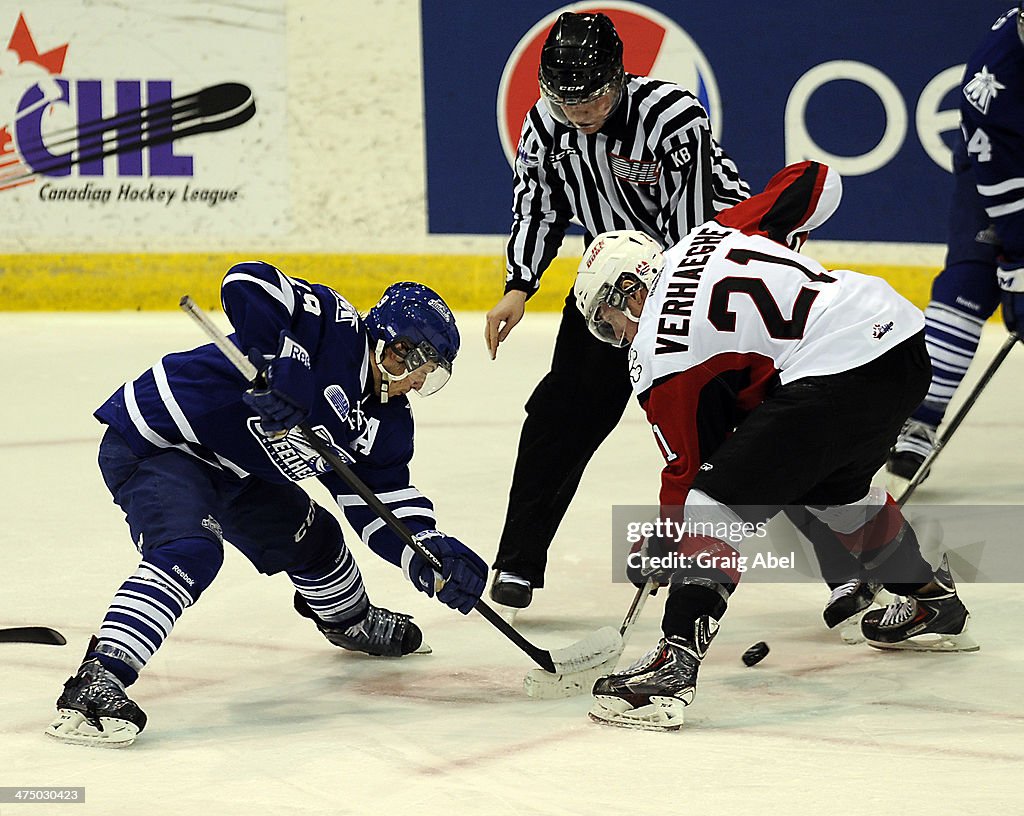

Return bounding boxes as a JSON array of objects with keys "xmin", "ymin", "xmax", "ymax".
[
  {"xmin": 589, "ymin": 616, "xmax": 719, "ymax": 731},
  {"xmin": 294, "ymin": 593, "xmax": 426, "ymax": 656},
  {"xmin": 489, "ymin": 571, "xmax": 533, "ymax": 609},
  {"xmin": 886, "ymin": 419, "xmax": 937, "ymax": 481},
  {"xmin": 823, "ymin": 580, "xmax": 887, "ymax": 627},
  {"xmin": 861, "ymin": 557, "xmax": 978, "ymax": 652},
  {"xmin": 45, "ymin": 657, "xmax": 147, "ymax": 748}
]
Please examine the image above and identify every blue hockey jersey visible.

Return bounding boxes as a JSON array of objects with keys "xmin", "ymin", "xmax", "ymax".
[
  {"xmin": 961, "ymin": 8, "xmax": 1024, "ymax": 272},
  {"xmin": 94, "ymin": 261, "xmax": 437, "ymax": 567}
]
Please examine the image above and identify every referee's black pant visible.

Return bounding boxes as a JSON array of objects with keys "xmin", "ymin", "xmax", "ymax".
[{"xmin": 493, "ymin": 292, "xmax": 632, "ymax": 587}]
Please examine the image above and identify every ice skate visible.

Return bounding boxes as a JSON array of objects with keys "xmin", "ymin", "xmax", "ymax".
[
  {"xmin": 489, "ymin": 571, "xmax": 533, "ymax": 623},
  {"xmin": 861, "ymin": 557, "xmax": 978, "ymax": 652},
  {"xmin": 45, "ymin": 658, "xmax": 147, "ymax": 748},
  {"xmin": 294, "ymin": 593, "xmax": 428, "ymax": 656},
  {"xmin": 823, "ymin": 580, "xmax": 893, "ymax": 644},
  {"xmin": 589, "ymin": 616, "xmax": 718, "ymax": 731},
  {"xmin": 886, "ymin": 419, "xmax": 937, "ymax": 482}
]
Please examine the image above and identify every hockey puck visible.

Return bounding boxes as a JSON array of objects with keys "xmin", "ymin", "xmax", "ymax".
[{"xmin": 742, "ymin": 641, "xmax": 769, "ymax": 666}]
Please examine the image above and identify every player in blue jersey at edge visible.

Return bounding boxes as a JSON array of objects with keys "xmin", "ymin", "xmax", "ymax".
[
  {"xmin": 45, "ymin": 261, "xmax": 488, "ymax": 748},
  {"xmin": 888, "ymin": 4, "xmax": 1024, "ymax": 479}
]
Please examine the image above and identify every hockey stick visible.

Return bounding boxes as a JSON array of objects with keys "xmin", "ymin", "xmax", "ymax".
[
  {"xmin": 524, "ymin": 580, "xmax": 656, "ymax": 698},
  {"xmin": 897, "ymin": 331, "xmax": 1019, "ymax": 508},
  {"xmin": 179, "ymin": 296, "xmax": 622, "ymax": 675},
  {"xmin": 0, "ymin": 626, "xmax": 66, "ymax": 645}
]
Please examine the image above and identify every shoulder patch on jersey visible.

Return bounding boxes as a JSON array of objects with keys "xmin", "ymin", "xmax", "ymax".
[
  {"xmin": 963, "ymin": 65, "xmax": 1005, "ymax": 114},
  {"xmin": 330, "ymin": 289, "xmax": 360, "ymax": 325},
  {"xmin": 609, "ymin": 153, "xmax": 661, "ymax": 185},
  {"xmin": 516, "ymin": 144, "xmax": 540, "ymax": 169},
  {"xmin": 324, "ymin": 384, "xmax": 350, "ymax": 422},
  {"xmin": 872, "ymin": 321, "xmax": 894, "ymax": 340}
]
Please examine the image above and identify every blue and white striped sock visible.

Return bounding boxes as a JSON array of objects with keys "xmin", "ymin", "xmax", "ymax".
[
  {"xmin": 290, "ymin": 545, "xmax": 367, "ymax": 626},
  {"xmin": 914, "ymin": 301, "xmax": 986, "ymax": 428},
  {"xmin": 91, "ymin": 561, "xmax": 193, "ymax": 686}
]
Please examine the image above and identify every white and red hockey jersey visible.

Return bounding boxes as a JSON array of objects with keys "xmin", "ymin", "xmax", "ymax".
[{"xmin": 629, "ymin": 162, "xmax": 925, "ymax": 506}]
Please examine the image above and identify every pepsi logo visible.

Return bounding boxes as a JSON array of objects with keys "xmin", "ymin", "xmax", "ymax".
[{"xmin": 496, "ymin": 2, "xmax": 722, "ymax": 166}]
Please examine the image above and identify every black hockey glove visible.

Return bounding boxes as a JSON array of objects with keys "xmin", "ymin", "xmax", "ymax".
[
  {"xmin": 625, "ymin": 534, "xmax": 672, "ymax": 591},
  {"xmin": 404, "ymin": 530, "xmax": 487, "ymax": 614},
  {"xmin": 242, "ymin": 330, "xmax": 315, "ymax": 435}
]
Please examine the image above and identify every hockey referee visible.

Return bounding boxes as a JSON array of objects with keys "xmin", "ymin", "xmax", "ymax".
[{"xmin": 484, "ymin": 12, "xmax": 749, "ymax": 608}]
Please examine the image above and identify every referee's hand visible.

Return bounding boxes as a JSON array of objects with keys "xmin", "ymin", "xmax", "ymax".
[{"xmin": 485, "ymin": 291, "xmax": 528, "ymax": 360}]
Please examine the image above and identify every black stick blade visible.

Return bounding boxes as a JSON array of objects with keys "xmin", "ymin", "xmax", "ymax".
[{"xmin": 0, "ymin": 626, "xmax": 67, "ymax": 645}]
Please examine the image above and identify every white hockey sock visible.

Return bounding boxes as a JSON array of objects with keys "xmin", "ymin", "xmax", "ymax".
[
  {"xmin": 289, "ymin": 545, "xmax": 367, "ymax": 624},
  {"xmin": 94, "ymin": 561, "xmax": 193, "ymax": 682},
  {"xmin": 919, "ymin": 302, "xmax": 985, "ymax": 423}
]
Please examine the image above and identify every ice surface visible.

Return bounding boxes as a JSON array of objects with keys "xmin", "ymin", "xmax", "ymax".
[{"xmin": 2, "ymin": 313, "xmax": 1021, "ymax": 815}]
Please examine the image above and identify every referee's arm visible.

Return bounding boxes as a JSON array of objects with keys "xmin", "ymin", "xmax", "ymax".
[
  {"xmin": 656, "ymin": 114, "xmax": 749, "ymax": 246},
  {"xmin": 486, "ymin": 120, "xmax": 570, "ymax": 359}
]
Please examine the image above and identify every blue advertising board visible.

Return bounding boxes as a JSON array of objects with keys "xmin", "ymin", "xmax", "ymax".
[{"xmin": 422, "ymin": 1, "xmax": 1011, "ymax": 243}]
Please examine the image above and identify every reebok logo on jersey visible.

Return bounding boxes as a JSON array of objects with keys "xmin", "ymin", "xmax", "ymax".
[
  {"xmin": 872, "ymin": 321, "xmax": 894, "ymax": 339},
  {"xmin": 963, "ymin": 65, "xmax": 1005, "ymax": 114},
  {"xmin": 280, "ymin": 335, "xmax": 311, "ymax": 368},
  {"xmin": 172, "ymin": 564, "xmax": 195, "ymax": 586}
]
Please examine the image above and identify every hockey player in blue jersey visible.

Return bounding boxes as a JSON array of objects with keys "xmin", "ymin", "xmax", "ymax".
[
  {"xmin": 46, "ymin": 262, "xmax": 488, "ymax": 747},
  {"xmin": 888, "ymin": 4, "xmax": 1024, "ymax": 479}
]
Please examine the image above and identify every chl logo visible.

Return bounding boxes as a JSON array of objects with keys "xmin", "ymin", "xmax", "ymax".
[
  {"xmin": 1, "ymin": 13, "xmax": 254, "ymax": 193},
  {"xmin": 497, "ymin": 2, "xmax": 722, "ymax": 167}
]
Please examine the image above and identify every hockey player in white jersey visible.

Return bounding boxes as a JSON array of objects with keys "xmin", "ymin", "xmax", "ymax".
[
  {"xmin": 46, "ymin": 263, "xmax": 488, "ymax": 747},
  {"xmin": 572, "ymin": 162, "xmax": 976, "ymax": 731}
]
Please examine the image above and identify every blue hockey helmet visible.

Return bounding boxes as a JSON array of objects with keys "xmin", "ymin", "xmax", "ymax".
[{"xmin": 366, "ymin": 282, "xmax": 460, "ymax": 397}]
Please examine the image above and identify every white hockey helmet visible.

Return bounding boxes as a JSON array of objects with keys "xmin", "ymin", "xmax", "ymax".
[{"xmin": 574, "ymin": 230, "xmax": 664, "ymax": 346}]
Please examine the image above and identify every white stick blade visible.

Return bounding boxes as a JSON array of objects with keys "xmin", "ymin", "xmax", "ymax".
[{"xmin": 523, "ymin": 653, "xmax": 621, "ymax": 699}]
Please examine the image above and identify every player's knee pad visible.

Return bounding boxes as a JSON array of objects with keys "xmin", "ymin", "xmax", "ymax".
[
  {"xmin": 806, "ymin": 486, "xmax": 897, "ymax": 554},
  {"xmin": 143, "ymin": 536, "xmax": 224, "ymax": 604},
  {"xmin": 807, "ymin": 489, "xmax": 933, "ymax": 587}
]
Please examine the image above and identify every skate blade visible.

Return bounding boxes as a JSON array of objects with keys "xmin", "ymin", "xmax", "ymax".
[
  {"xmin": 45, "ymin": 709, "xmax": 140, "ymax": 748},
  {"xmin": 523, "ymin": 652, "xmax": 622, "ymax": 699},
  {"xmin": 494, "ymin": 604, "xmax": 520, "ymax": 626},
  {"xmin": 867, "ymin": 632, "xmax": 979, "ymax": 653},
  {"xmin": 867, "ymin": 618, "xmax": 980, "ymax": 653},
  {"xmin": 412, "ymin": 641, "xmax": 433, "ymax": 655},
  {"xmin": 587, "ymin": 695, "xmax": 685, "ymax": 731}
]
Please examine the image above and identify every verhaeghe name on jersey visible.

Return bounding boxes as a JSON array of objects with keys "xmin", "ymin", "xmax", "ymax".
[{"xmin": 656, "ymin": 225, "xmax": 730, "ymax": 355}]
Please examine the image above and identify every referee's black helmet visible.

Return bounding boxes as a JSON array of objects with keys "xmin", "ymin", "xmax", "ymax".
[{"xmin": 538, "ymin": 12, "xmax": 624, "ymax": 107}]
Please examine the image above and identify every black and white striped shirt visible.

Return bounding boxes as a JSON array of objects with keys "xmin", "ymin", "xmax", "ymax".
[{"xmin": 506, "ymin": 75, "xmax": 749, "ymax": 295}]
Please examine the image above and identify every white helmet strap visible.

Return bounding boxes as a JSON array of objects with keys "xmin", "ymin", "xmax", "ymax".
[{"xmin": 375, "ymin": 338, "xmax": 412, "ymax": 404}]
